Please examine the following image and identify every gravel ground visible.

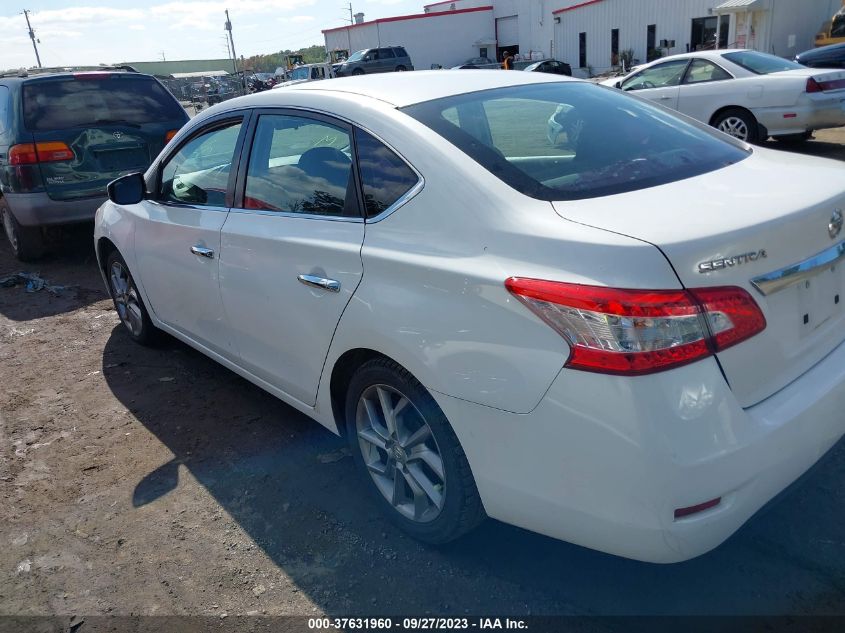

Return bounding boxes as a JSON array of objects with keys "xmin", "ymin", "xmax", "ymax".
[{"xmin": 1, "ymin": 131, "xmax": 844, "ymax": 624}]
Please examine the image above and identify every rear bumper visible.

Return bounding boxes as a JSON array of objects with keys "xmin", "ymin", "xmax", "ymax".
[
  {"xmin": 3, "ymin": 191, "xmax": 105, "ymax": 227},
  {"xmin": 436, "ymin": 339, "xmax": 845, "ymax": 563},
  {"xmin": 753, "ymin": 97, "xmax": 845, "ymax": 136}
]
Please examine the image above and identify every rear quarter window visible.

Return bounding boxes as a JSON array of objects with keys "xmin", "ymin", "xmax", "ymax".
[
  {"xmin": 355, "ymin": 129, "xmax": 419, "ymax": 218},
  {"xmin": 23, "ymin": 75, "xmax": 186, "ymax": 131},
  {"xmin": 0, "ymin": 86, "xmax": 9, "ymax": 133}
]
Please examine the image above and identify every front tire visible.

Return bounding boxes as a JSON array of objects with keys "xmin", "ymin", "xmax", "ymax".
[
  {"xmin": 351, "ymin": 68, "xmax": 364, "ymax": 76},
  {"xmin": 395, "ymin": 65, "xmax": 407, "ymax": 72},
  {"xmin": 712, "ymin": 108, "xmax": 760, "ymax": 143},
  {"xmin": 1, "ymin": 204, "xmax": 45, "ymax": 262},
  {"xmin": 106, "ymin": 250, "xmax": 159, "ymax": 346},
  {"xmin": 345, "ymin": 358, "xmax": 484, "ymax": 544}
]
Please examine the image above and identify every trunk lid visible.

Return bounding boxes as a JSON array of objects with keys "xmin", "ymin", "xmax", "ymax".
[
  {"xmin": 552, "ymin": 148, "xmax": 845, "ymax": 407},
  {"xmin": 23, "ymin": 73, "xmax": 187, "ymax": 201}
]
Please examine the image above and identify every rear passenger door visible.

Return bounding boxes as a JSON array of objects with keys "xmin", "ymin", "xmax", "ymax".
[
  {"xmin": 219, "ymin": 111, "xmax": 365, "ymax": 406},
  {"xmin": 376, "ymin": 48, "xmax": 395, "ymax": 72}
]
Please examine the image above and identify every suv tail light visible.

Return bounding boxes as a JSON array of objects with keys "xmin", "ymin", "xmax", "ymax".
[
  {"xmin": 505, "ymin": 278, "xmax": 766, "ymax": 376},
  {"xmin": 165, "ymin": 129, "xmax": 179, "ymax": 143},
  {"xmin": 9, "ymin": 142, "xmax": 75, "ymax": 165}
]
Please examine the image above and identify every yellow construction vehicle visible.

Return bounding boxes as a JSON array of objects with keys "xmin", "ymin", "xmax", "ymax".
[
  {"xmin": 284, "ymin": 54, "xmax": 304, "ymax": 70},
  {"xmin": 816, "ymin": 2, "xmax": 845, "ymax": 47}
]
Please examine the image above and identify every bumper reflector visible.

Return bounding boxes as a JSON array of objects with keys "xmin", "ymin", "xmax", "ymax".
[{"xmin": 674, "ymin": 497, "xmax": 721, "ymax": 519}]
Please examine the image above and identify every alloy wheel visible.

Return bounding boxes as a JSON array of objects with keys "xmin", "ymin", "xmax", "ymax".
[
  {"xmin": 717, "ymin": 116, "xmax": 749, "ymax": 141},
  {"xmin": 109, "ymin": 261, "xmax": 144, "ymax": 337},
  {"xmin": 355, "ymin": 384, "xmax": 446, "ymax": 523}
]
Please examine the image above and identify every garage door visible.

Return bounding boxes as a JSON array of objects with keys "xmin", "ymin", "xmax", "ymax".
[{"xmin": 497, "ymin": 15, "xmax": 518, "ymax": 47}]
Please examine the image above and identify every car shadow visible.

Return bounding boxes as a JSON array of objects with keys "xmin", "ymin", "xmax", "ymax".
[
  {"xmin": 101, "ymin": 326, "xmax": 845, "ymax": 617},
  {"xmin": 763, "ymin": 138, "xmax": 845, "ymax": 162},
  {"xmin": 0, "ymin": 222, "xmax": 108, "ymax": 322}
]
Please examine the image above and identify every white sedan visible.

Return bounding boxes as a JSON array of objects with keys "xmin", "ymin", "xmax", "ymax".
[
  {"xmin": 95, "ymin": 70, "xmax": 845, "ymax": 563},
  {"xmin": 600, "ymin": 49, "xmax": 845, "ymax": 142}
]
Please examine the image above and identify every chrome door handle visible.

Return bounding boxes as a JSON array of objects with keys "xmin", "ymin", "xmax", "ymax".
[
  {"xmin": 190, "ymin": 245, "xmax": 214, "ymax": 259},
  {"xmin": 297, "ymin": 274, "xmax": 340, "ymax": 292},
  {"xmin": 658, "ymin": 95, "xmax": 673, "ymax": 100}
]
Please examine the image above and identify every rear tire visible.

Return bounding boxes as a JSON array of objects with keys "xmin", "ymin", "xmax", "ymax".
[
  {"xmin": 345, "ymin": 358, "xmax": 485, "ymax": 544},
  {"xmin": 712, "ymin": 108, "xmax": 760, "ymax": 144},
  {"xmin": 1, "ymin": 203, "xmax": 44, "ymax": 262},
  {"xmin": 106, "ymin": 250, "xmax": 159, "ymax": 346}
]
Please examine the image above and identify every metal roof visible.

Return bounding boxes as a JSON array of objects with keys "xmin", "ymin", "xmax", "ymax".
[{"xmin": 714, "ymin": 0, "xmax": 768, "ymax": 12}]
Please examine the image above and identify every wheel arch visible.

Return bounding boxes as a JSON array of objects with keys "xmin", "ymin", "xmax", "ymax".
[
  {"xmin": 708, "ymin": 105, "xmax": 767, "ymax": 140},
  {"xmin": 328, "ymin": 347, "xmax": 392, "ymax": 434},
  {"xmin": 96, "ymin": 236, "xmax": 119, "ymax": 277}
]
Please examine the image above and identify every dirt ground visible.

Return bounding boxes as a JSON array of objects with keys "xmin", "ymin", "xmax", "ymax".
[{"xmin": 2, "ymin": 132, "xmax": 845, "ymax": 625}]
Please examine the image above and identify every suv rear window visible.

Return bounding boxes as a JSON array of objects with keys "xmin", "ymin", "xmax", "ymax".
[
  {"xmin": 23, "ymin": 75, "xmax": 185, "ymax": 132},
  {"xmin": 403, "ymin": 82, "xmax": 749, "ymax": 201}
]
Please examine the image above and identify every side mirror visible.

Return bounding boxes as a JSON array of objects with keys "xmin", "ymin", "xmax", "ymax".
[
  {"xmin": 615, "ymin": 81, "xmax": 622, "ymax": 89},
  {"xmin": 364, "ymin": 55, "xmax": 372, "ymax": 62},
  {"xmin": 107, "ymin": 172, "xmax": 146, "ymax": 205}
]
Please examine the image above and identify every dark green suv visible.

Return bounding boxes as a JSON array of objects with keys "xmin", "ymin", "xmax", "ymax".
[{"xmin": 0, "ymin": 68, "xmax": 188, "ymax": 260}]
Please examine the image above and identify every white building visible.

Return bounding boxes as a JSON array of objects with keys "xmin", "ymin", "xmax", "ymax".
[
  {"xmin": 322, "ymin": 6, "xmax": 496, "ymax": 70},
  {"xmin": 323, "ymin": 0, "xmax": 841, "ymax": 74},
  {"xmin": 552, "ymin": 0, "xmax": 842, "ymax": 77}
]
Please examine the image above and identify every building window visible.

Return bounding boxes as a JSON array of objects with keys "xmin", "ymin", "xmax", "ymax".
[
  {"xmin": 579, "ymin": 32, "xmax": 587, "ymax": 68},
  {"xmin": 647, "ymin": 24, "xmax": 658, "ymax": 61},
  {"xmin": 611, "ymin": 28, "xmax": 619, "ymax": 65}
]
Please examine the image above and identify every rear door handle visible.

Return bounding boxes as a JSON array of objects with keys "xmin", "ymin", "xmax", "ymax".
[
  {"xmin": 297, "ymin": 274, "xmax": 340, "ymax": 292},
  {"xmin": 190, "ymin": 245, "xmax": 214, "ymax": 259}
]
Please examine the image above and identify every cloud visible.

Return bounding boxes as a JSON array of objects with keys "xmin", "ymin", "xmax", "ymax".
[{"xmin": 288, "ymin": 15, "xmax": 316, "ymax": 23}]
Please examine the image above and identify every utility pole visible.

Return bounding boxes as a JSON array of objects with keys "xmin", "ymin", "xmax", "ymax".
[
  {"xmin": 224, "ymin": 9, "xmax": 242, "ymax": 93},
  {"xmin": 344, "ymin": 2, "xmax": 353, "ymax": 24},
  {"xmin": 22, "ymin": 10, "xmax": 42, "ymax": 68}
]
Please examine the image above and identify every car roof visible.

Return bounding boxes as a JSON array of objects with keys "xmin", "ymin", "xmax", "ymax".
[{"xmin": 248, "ymin": 69, "xmax": 575, "ymax": 107}]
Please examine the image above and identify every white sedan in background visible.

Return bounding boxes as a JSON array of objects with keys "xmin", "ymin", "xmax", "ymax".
[
  {"xmin": 600, "ymin": 49, "xmax": 845, "ymax": 142},
  {"xmin": 95, "ymin": 71, "xmax": 845, "ymax": 563}
]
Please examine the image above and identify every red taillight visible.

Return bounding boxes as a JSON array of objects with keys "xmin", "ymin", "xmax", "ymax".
[
  {"xmin": 674, "ymin": 497, "xmax": 721, "ymax": 519},
  {"xmin": 9, "ymin": 142, "xmax": 75, "ymax": 165},
  {"xmin": 806, "ymin": 77, "xmax": 823, "ymax": 93},
  {"xmin": 505, "ymin": 278, "xmax": 766, "ymax": 376},
  {"xmin": 165, "ymin": 129, "xmax": 178, "ymax": 143}
]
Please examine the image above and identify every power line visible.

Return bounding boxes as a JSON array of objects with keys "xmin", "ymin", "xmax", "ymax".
[{"xmin": 22, "ymin": 9, "xmax": 42, "ymax": 68}]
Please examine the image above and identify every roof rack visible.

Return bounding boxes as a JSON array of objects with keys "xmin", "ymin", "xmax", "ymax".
[{"xmin": 0, "ymin": 65, "xmax": 138, "ymax": 78}]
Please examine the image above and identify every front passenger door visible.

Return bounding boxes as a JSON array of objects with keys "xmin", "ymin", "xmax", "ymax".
[{"xmin": 134, "ymin": 115, "xmax": 247, "ymax": 359}]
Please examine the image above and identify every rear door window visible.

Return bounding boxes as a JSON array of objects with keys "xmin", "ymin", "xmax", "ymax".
[
  {"xmin": 159, "ymin": 120, "xmax": 243, "ymax": 207},
  {"xmin": 242, "ymin": 114, "xmax": 357, "ymax": 217},
  {"xmin": 377, "ymin": 48, "xmax": 395, "ymax": 59},
  {"xmin": 23, "ymin": 75, "xmax": 185, "ymax": 131},
  {"xmin": 355, "ymin": 129, "xmax": 419, "ymax": 218},
  {"xmin": 393, "ymin": 48, "xmax": 409, "ymax": 58}
]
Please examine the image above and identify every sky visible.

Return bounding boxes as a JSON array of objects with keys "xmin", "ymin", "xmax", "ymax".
[{"xmin": 2, "ymin": 0, "xmax": 424, "ymax": 69}]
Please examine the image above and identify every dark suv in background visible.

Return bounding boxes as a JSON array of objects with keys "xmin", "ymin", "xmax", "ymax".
[
  {"xmin": 333, "ymin": 47, "xmax": 414, "ymax": 76},
  {"xmin": 0, "ymin": 67, "xmax": 188, "ymax": 260}
]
